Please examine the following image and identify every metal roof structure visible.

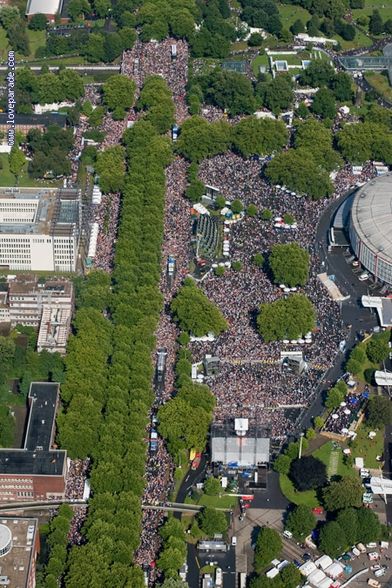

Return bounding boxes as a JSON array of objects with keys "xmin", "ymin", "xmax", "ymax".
[
  {"xmin": 211, "ymin": 421, "xmax": 270, "ymax": 466},
  {"xmin": 26, "ymin": 0, "xmax": 62, "ymax": 15},
  {"xmin": 351, "ymin": 174, "xmax": 392, "ymax": 266}
]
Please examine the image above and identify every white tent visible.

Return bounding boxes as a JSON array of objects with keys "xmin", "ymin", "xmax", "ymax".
[
  {"xmin": 308, "ymin": 569, "xmax": 326, "ymax": 586},
  {"xmin": 315, "ymin": 555, "xmax": 333, "ymax": 571},
  {"xmin": 299, "ymin": 562, "xmax": 317, "ymax": 577},
  {"xmin": 325, "ymin": 562, "xmax": 344, "ymax": 579}
]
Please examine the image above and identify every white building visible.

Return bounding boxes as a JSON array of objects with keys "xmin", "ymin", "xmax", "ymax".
[
  {"xmin": 25, "ymin": 0, "xmax": 63, "ymax": 20},
  {"xmin": 0, "ymin": 187, "xmax": 82, "ymax": 272}
]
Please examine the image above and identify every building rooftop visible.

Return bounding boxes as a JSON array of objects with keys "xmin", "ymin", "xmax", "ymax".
[
  {"xmin": 26, "ymin": 0, "xmax": 62, "ymax": 16},
  {"xmin": 211, "ymin": 421, "xmax": 270, "ymax": 466},
  {"xmin": 0, "ymin": 113, "xmax": 67, "ymax": 128},
  {"xmin": 0, "ymin": 518, "xmax": 38, "ymax": 587},
  {"xmin": 351, "ymin": 174, "xmax": 392, "ymax": 265},
  {"xmin": 8, "ymin": 275, "xmax": 73, "ymax": 298},
  {"xmin": 0, "ymin": 383, "xmax": 66, "ymax": 477},
  {"xmin": 0, "ymin": 187, "xmax": 80, "ymax": 237}
]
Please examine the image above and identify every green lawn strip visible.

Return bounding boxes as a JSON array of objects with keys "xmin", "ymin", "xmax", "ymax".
[
  {"xmin": 350, "ymin": 425, "xmax": 384, "ymax": 469},
  {"xmin": 198, "ymin": 493, "xmax": 237, "ymax": 509},
  {"xmin": 313, "ymin": 441, "xmax": 356, "ymax": 478},
  {"xmin": 353, "ymin": 0, "xmax": 392, "ymax": 21},
  {"xmin": 0, "ymin": 28, "xmax": 9, "ymax": 63},
  {"xmin": 0, "ymin": 153, "xmax": 56, "ymax": 188},
  {"xmin": 365, "ymin": 72, "xmax": 392, "ymax": 102},
  {"xmin": 26, "ymin": 30, "xmax": 46, "ymax": 59},
  {"xmin": 278, "ymin": 3, "xmax": 311, "ymax": 29},
  {"xmin": 252, "ymin": 53, "xmax": 270, "ymax": 76},
  {"xmin": 279, "ymin": 473, "xmax": 319, "ymax": 507}
]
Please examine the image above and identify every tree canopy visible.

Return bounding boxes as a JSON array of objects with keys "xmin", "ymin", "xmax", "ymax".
[
  {"xmin": 366, "ymin": 395, "xmax": 392, "ymax": 428},
  {"xmin": 103, "ymin": 74, "xmax": 136, "ymax": 119},
  {"xmin": 266, "ymin": 148, "xmax": 334, "ymax": 199},
  {"xmin": 323, "ymin": 476, "xmax": 363, "ymax": 511},
  {"xmin": 254, "ymin": 527, "xmax": 282, "ymax": 572},
  {"xmin": 197, "ymin": 507, "xmax": 228, "ymax": 536},
  {"xmin": 269, "ymin": 243, "xmax": 310, "ymax": 287},
  {"xmin": 257, "ymin": 294, "xmax": 316, "ymax": 342},
  {"xmin": 171, "ymin": 279, "xmax": 228, "ymax": 336},
  {"xmin": 286, "ymin": 505, "xmax": 316, "ymax": 540},
  {"xmin": 289, "ymin": 456, "xmax": 327, "ymax": 491},
  {"xmin": 232, "ymin": 117, "xmax": 288, "ymax": 158}
]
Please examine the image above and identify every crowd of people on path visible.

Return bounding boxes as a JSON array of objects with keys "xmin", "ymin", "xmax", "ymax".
[
  {"xmin": 93, "ymin": 193, "xmax": 121, "ymax": 272},
  {"xmin": 121, "ymin": 39, "xmax": 189, "ymax": 121}
]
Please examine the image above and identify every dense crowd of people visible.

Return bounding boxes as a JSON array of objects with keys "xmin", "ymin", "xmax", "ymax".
[
  {"xmin": 93, "ymin": 193, "xmax": 121, "ymax": 272},
  {"xmin": 121, "ymin": 39, "xmax": 189, "ymax": 121}
]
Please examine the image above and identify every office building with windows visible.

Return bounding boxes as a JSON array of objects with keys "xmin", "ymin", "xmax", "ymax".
[{"xmin": 0, "ymin": 187, "xmax": 81, "ymax": 272}]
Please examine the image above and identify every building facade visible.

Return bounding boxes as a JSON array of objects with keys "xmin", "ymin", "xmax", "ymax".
[{"xmin": 0, "ymin": 187, "xmax": 82, "ymax": 272}]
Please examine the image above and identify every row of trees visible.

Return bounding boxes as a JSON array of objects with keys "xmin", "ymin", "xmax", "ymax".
[
  {"xmin": 16, "ymin": 68, "xmax": 85, "ymax": 113},
  {"xmin": 37, "ymin": 504, "xmax": 74, "ymax": 588},
  {"xmin": 176, "ymin": 115, "xmax": 288, "ymax": 162},
  {"xmin": 58, "ymin": 79, "xmax": 176, "ymax": 586}
]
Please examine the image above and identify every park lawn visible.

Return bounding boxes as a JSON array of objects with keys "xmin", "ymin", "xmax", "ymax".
[
  {"xmin": 365, "ymin": 71, "xmax": 392, "ymax": 102},
  {"xmin": 0, "ymin": 153, "xmax": 55, "ymax": 188},
  {"xmin": 0, "ymin": 28, "xmax": 9, "ymax": 63},
  {"xmin": 313, "ymin": 441, "xmax": 356, "ymax": 478},
  {"xmin": 350, "ymin": 424, "xmax": 384, "ymax": 469},
  {"xmin": 279, "ymin": 474, "xmax": 319, "ymax": 507},
  {"xmin": 335, "ymin": 28, "xmax": 373, "ymax": 50},
  {"xmin": 198, "ymin": 493, "xmax": 237, "ymax": 509},
  {"xmin": 278, "ymin": 3, "xmax": 311, "ymax": 29},
  {"xmin": 353, "ymin": 0, "xmax": 392, "ymax": 21},
  {"xmin": 26, "ymin": 30, "xmax": 46, "ymax": 59},
  {"xmin": 252, "ymin": 53, "xmax": 270, "ymax": 76}
]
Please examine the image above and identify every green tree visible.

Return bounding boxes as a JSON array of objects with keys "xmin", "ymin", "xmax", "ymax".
[
  {"xmin": 323, "ymin": 477, "xmax": 363, "ymax": 511},
  {"xmin": 266, "ymin": 148, "xmax": 333, "ymax": 200},
  {"xmin": 269, "ymin": 243, "xmax": 310, "ymax": 287},
  {"xmin": 68, "ymin": 0, "xmax": 91, "ymax": 21},
  {"xmin": 314, "ymin": 416, "xmax": 325, "ymax": 430},
  {"xmin": 247, "ymin": 204, "xmax": 258, "ymax": 217},
  {"xmin": 366, "ymin": 396, "xmax": 392, "ymax": 428},
  {"xmin": 311, "ymin": 88, "xmax": 336, "ymax": 119},
  {"xmin": 161, "ymin": 579, "xmax": 190, "ymax": 588},
  {"xmin": 103, "ymin": 75, "xmax": 136, "ymax": 119},
  {"xmin": 204, "ymin": 477, "xmax": 222, "ymax": 496},
  {"xmin": 176, "ymin": 116, "xmax": 231, "ymax": 162},
  {"xmin": 356, "ymin": 507, "xmax": 381, "ymax": 543},
  {"xmin": 198, "ymin": 69, "xmax": 257, "ymax": 116},
  {"xmin": 95, "ymin": 146, "xmax": 125, "ymax": 193},
  {"xmin": 0, "ymin": 6, "xmax": 20, "ymax": 30},
  {"xmin": 273, "ymin": 454, "xmax": 291, "ymax": 475},
  {"xmin": 319, "ymin": 521, "xmax": 347, "ymax": 558},
  {"xmin": 231, "ymin": 199, "xmax": 243, "ymax": 214},
  {"xmin": 257, "ymin": 294, "xmax": 316, "ymax": 342},
  {"xmin": 171, "ymin": 279, "xmax": 228, "ymax": 336},
  {"xmin": 325, "ymin": 382, "xmax": 347, "ymax": 410},
  {"xmin": 197, "ymin": 507, "xmax": 228, "ymax": 536},
  {"xmin": 280, "ymin": 563, "xmax": 302, "ymax": 588},
  {"xmin": 366, "ymin": 332, "xmax": 390, "ymax": 364},
  {"xmin": 254, "ymin": 527, "xmax": 282, "ymax": 572},
  {"xmin": 232, "ymin": 117, "xmax": 288, "ymax": 157},
  {"xmin": 9, "ymin": 146, "xmax": 26, "ymax": 180},
  {"xmin": 369, "ymin": 9, "xmax": 383, "ymax": 35},
  {"xmin": 257, "ymin": 76, "xmax": 293, "ymax": 114},
  {"xmin": 336, "ymin": 508, "xmax": 359, "ymax": 546},
  {"xmin": 252, "ymin": 253, "xmax": 265, "ymax": 268},
  {"xmin": 28, "ymin": 13, "xmax": 47, "ymax": 30},
  {"xmin": 289, "ymin": 456, "xmax": 327, "ymax": 491},
  {"xmin": 299, "ymin": 60, "xmax": 335, "ymax": 88},
  {"xmin": 290, "ymin": 19, "xmax": 305, "ymax": 35},
  {"xmin": 295, "ymin": 119, "xmax": 341, "ymax": 171},
  {"xmin": 261, "ymin": 209, "xmax": 272, "ymax": 221},
  {"xmin": 286, "ymin": 505, "xmax": 316, "ymax": 540}
]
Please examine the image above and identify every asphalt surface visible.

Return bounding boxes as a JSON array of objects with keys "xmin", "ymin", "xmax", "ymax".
[{"xmin": 187, "ymin": 543, "xmax": 236, "ymax": 588}]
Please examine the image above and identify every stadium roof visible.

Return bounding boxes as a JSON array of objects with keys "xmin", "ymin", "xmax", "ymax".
[
  {"xmin": 351, "ymin": 174, "xmax": 392, "ymax": 265},
  {"xmin": 26, "ymin": 0, "xmax": 62, "ymax": 16},
  {"xmin": 339, "ymin": 55, "xmax": 392, "ymax": 70}
]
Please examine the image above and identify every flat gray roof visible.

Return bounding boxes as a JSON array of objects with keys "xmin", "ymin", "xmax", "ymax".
[
  {"xmin": 351, "ymin": 174, "xmax": 392, "ymax": 264},
  {"xmin": 211, "ymin": 436, "xmax": 270, "ymax": 466}
]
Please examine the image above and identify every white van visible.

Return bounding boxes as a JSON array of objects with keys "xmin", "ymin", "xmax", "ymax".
[
  {"xmin": 375, "ymin": 568, "xmax": 386, "ymax": 578},
  {"xmin": 283, "ymin": 530, "xmax": 293, "ymax": 539},
  {"xmin": 231, "ymin": 536, "xmax": 237, "ymax": 546}
]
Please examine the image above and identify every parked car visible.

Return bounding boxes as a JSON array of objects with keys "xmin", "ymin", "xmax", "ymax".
[{"xmin": 359, "ymin": 271, "xmax": 370, "ymax": 281}]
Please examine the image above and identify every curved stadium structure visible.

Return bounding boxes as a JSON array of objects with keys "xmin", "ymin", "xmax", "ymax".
[{"xmin": 349, "ymin": 174, "xmax": 392, "ymax": 286}]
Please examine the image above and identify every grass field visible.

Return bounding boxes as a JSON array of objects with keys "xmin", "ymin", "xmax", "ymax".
[
  {"xmin": 0, "ymin": 153, "xmax": 55, "ymax": 188},
  {"xmin": 252, "ymin": 53, "xmax": 270, "ymax": 76},
  {"xmin": 279, "ymin": 474, "xmax": 319, "ymax": 507},
  {"xmin": 353, "ymin": 0, "xmax": 392, "ymax": 21},
  {"xmin": 313, "ymin": 441, "xmax": 356, "ymax": 478},
  {"xmin": 26, "ymin": 30, "xmax": 46, "ymax": 59},
  {"xmin": 186, "ymin": 492, "xmax": 237, "ymax": 509},
  {"xmin": 350, "ymin": 424, "xmax": 384, "ymax": 469},
  {"xmin": 278, "ymin": 3, "xmax": 312, "ymax": 29},
  {"xmin": 365, "ymin": 71, "xmax": 392, "ymax": 102}
]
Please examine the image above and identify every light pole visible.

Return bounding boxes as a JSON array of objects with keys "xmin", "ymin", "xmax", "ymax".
[{"xmin": 298, "ymin": 432, "xmax": 305, "ymax": 459}]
